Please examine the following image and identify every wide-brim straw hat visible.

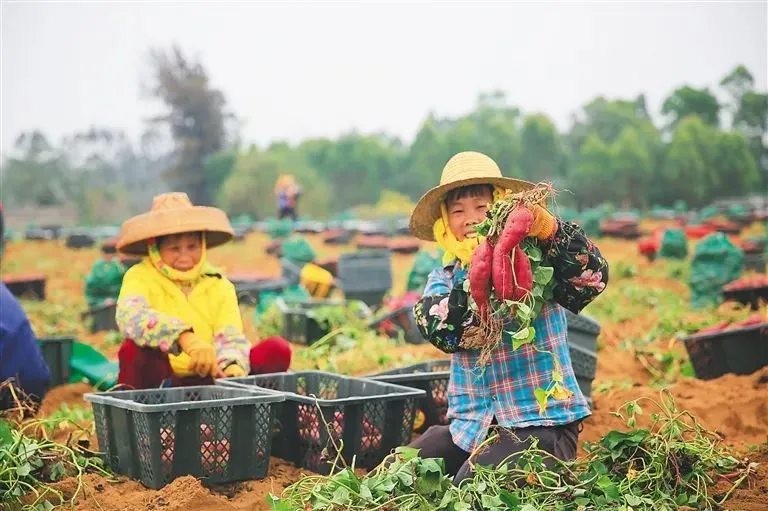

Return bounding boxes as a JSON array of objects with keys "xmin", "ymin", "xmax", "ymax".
[
  {"xmin": 409, "ymin": 151, "xmax": 534, "ymax": 241},
  {"xmin": 117, "ymin": 192, "xmax": 234, "ymax": 256}
]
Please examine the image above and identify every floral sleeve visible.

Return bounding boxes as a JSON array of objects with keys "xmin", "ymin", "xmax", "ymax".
[
  {"xmin": 213, "ymin": 281, "xmax": 251, "ymax": 373},
  {"xmin": 412, "ymin": 266, "xmax": 475, "ymax": 354},
  {"xmin": 116, "ymin": 295, "xmax": 191, "ymax": 353},
  {"xmin": 544, "ymin": 220, "xmax": 609, "ymax": 314}
]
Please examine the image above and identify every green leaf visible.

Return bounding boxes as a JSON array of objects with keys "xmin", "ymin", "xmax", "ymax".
[
  {"xmin": 481, "ymin": 495, "xmax": 503, "ymax": 509},
  {"xmin": 396, "ymin": 470, "xmax": 414, "ymax": 486},
  {"xmin": 17, "ymin": 462, "xmax": 33, "ymax": 477},
  {"xmin": 498, "ymin": 490, "xmax": 520, "ymax": 507},
  {"xmin": 359, "ymin": 483, "xmax": 373, "ymax": 500},
  {"xmin": 526, "ymin": 246, "xmax": 543, "ymax": 262},
  {"xmin": 454, "ymin": 502, "xmax": 471, "ymax": 511},
  {"xmin": 675, "ymin": 493, "xmax": 689, "ymax": 506},
  {"xmin": 520, "ymin": 505, "xmax": 539, "ymax": 511},
  {"xmin": 534, "ymin": 266, "xmax": 554, "ymax": 285},
  {"xmin": 0, "ymin": 420, "xmax": 12, "ymax": 447},
  {"xmin": 512, "ymin": 327, "xmax": 530, "ymax": 340},
  {"xmin": 419, "ymin": 457, "xmax": 445, "ymax": 475},
  {"xmin": 534, "ymin": 387, "xmax": 549, "ymax": 411},
  {"xmin": 395, "ymin": 446, "xmax": 419, "ymax": 461},
  {"xmin": 625, "ymin": 494, "xmax": 642, "ymax": 506},
  {"xmin": 517, "ymin": 302, "xmax": 532, "ymax": 316}
]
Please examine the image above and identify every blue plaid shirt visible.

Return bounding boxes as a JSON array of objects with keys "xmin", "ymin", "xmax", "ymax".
[{"xmin": 421, "ymin": 264, "xmax": 592, "ymax": 452}]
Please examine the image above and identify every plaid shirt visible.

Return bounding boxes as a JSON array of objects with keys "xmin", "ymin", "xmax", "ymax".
[{"xmin": 421, "ymin": 264, "xmax": 592, "ymax": 452}]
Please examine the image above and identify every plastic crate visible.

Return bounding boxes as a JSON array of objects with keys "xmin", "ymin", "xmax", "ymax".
[
  {"xmin": 275, "ymin": 298, "xmax": 372, "ymax": 345},
  {"xmin": 3, "ymin": 274, "xmax": 46, "ymax": 300},
  {"xmin": 281, "ymin": 258, "xmax": 302, "ymax": 286},
  {"xmin": 65, "ymin": 233, "xmax": 96, "ymax": 249},
  {"xmin": 568, "ymin": 343, "xmax": 597, "ymax": 403},
  {"xmin": 368, "ymin": 306, "xmax": 425, "ymax": 344},
  {"xmin": 564, "ymin": 310, "xmax": 601, "ymax": 352},
  {"xmin": 338, "ymin": 250, "xmax": 393, "ymax": 307},
  {"xmin": 368, "ymin": 360, "xmax": 450, "ymax": 433},
  {"xmin": 84, "ymin": 386, "xmax": 284, "ymax": 489},
  {"xmin": 219, "ymin": 371, "xmax": 425, "ymax": 474},
  {"xmin": 82, "ymin": 303, "xmax": 118, "ymax": 333},
  {"xmin": 722, "ymin": 284, "xmax": 768, "ymax": 310},
  {"xmin": 37, "ymin": 337, "xmax": 74, "ymax": 386},
  {"xmin": 234, "ymin": 277, "xmax": 288, "ymax": 306},
  {"xmin": 682, "ymin": 323, "xmax": 768, "ymax": 380}
]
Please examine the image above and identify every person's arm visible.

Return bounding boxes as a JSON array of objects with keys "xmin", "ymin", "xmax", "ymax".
[
  {"xmin": 412, "ymin": 267, "xmax": 475, "ymax": 354},
  {"xmin": 542, "ymin": 220, "xmax": 609, "ymax": 314},
  {"xmin": 212, "ymin": 281, "xmax": 251, "ymax": 374},
  {"xmin": 115, "ymin": 270, "xmax": 192, "ymax": 353}
]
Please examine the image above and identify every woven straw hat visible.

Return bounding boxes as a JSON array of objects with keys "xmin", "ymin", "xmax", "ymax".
[
  {"xmin": 117, "ymin": 192, "xmax": 234, "ymax": 256},
  {"xmin": 409, "ymin": 151, "xmax": 533, "ymax": 241}
]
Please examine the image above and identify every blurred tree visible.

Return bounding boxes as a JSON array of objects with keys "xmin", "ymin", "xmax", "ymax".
[
  {"xmin": 520, "ymin": 113, "xmax": 566, "ymax": 181},
  {"xmin": 1, "ymin": 131, "xmax": 67, "ymax": 206},
  {"xmin": 660, "ymin": 115, "xmax": 719, "ymax": 206},
  {"xmin": 661, "ymin": 86, "xmax": 720, "ymax": 129},
  {"xmin": 147, "ymin": 44, "xmax": 234, "ymax": 205},
  {"xmin": 609, "ymin": 126, "xmax": 653, "ymax": 208}
]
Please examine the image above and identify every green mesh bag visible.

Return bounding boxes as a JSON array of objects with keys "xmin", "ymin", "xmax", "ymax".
[
  {"xmin": 406, "ymin": 248, "xmax": 444, "ymax": 293},
  {"xmin": 658, "ymin": 229, "xmax": 688, "ymax": 259},
  {"xmin": 281, "ymin": 235, "xmax": 315, "ymax": 266},
  {"xmin": 689, "ymin": 233, "xmax": 744, "ymax": 309}
]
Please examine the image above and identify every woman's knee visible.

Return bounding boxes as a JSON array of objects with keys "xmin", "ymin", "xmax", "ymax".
[{"xmin": 250, "ymin": 336, "xmax": 292, "ymax": 374}]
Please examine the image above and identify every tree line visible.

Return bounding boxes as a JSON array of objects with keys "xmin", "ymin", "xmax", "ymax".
[{"xmin": 2, "ymin": 45, "xmax": 765, "ymax": 224}]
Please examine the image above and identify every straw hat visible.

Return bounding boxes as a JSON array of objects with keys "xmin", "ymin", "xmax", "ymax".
[
  {"xmin": 409, "ymin": 151, "xmax": 533, "ymax": 241},
  {"xmin": 117, "ymin": 192, "xmax": 234, "ymax": 256}
]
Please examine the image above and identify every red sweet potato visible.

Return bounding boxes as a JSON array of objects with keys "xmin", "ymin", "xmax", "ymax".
[
  {"xmin": 492, "ymin": 207, "xmax": 534, "ymax": 301},
  {"xmin": 469, "ymin": 240, "xmax": 493, "ymax": 319},
  {"xmin": 511, "ymin": 246, "xmax": 533, "ymax": 300},
  {"xmin": 492, "ymin": 252, "xmax": 515, "ymax": 300},
  {"xmin": 496, "ymin": 207, "xmax": 534, "ymax": 254}
]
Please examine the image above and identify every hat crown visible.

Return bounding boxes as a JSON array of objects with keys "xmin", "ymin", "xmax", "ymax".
[
  {"xmin": 152, "ymin": 192, "xmax": 193, "ymax": 211},
  {"xmin": 440, "ymin": 151, "xmax": 502, "ymax": 186}
]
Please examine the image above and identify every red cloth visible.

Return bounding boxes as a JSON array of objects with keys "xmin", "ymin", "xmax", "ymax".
[{"xmin": 117, "ymin": 336, "xmax": 293, "ymax": 389}]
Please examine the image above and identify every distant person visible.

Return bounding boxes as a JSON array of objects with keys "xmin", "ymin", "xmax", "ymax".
[
  {"xmin": 114, "ymin": 192, "xmax": 292, "ymax": 389},
  {"xmin": 84, "ymin": 238, "xmax": 127, "ymax": 308},
  {"xmin": 0, "ymin": 205, "xmax": 52, "ymax": 410},
  {"xmin": 275, "ymin": 174, "xmax": 302, "ymax": 221}
]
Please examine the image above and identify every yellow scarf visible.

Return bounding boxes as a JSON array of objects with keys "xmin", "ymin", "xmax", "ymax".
[
  {"xmin": 432, "ymin": 187, "xmax": 506, "ymax": 267},
  {"xmin": 147, "ymin": 236, "xmax": 216, "ymax": 287}
]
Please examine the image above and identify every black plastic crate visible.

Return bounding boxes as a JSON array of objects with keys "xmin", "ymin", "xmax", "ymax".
[
  {"xmin": 3, "ymin": 274, "xmax": 46, "ymax": 300},
  {"xmin": 37, "ymin": 336, "xmax": 74, "ymax": 386},
  {"xmin": 338, "ymin": 250, "xmax": 393, "ymax": 308},
  {"xmin": 682, "ymin": 323, "xmax": 768, "ymax": 380},
  {"xmin": 234, "ymin": 277, "xmax": 288, "ymax": 306},
  {"xmin": 280, "ymin": 258, "xmax": 302, "ymax": 286},
  {"xmin": 84, "ymin": 386, "xmax": 284, "ymax": 489},
  {"xmin": 219, "ymin": 371, "xmax": 425, "ymax": 474},
  {"xmin": 368, "ymin": 306, "xmax": 425, "ymax": 344},
  {"xmin": 65, "ymin": 233, "xmax": 96, "ymax": 249},
  {"xmin": 275, "ymin": 298, "xmax": 371, "ymax": 345},
  {"xmin": 368, "ymin": 360, "xmax": 450, "ymax": 433},
  {"xmin": 744, "ymin": 253, "xmax": 766, "ymax": 273},
  {"xmin": 723, "ymin": 285, "xmax": 768, "ymax": 310},
  {"xmin": 82, "ymin": 303, "xmax": 118, "ymax": 333},
  {"xmin": 568, "ymin": 343, "xmax": 598, "ymax": 403},
  {"xmin": 565, "ymin": 310, "xmax": 601, "ymax": 352}
]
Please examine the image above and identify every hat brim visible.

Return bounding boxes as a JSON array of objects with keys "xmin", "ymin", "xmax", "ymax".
[
  {"xmin": 409, "ymin": 176, "xmax": 534, "ymax": 241},
  {"xmin": 117, "ymin": 206, "xmax": 234, "ymax": 256}
]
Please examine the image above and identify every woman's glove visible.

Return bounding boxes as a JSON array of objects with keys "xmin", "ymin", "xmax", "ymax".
[
  {"xmin": 178, "ymin": 331, "xmax": 217, "ymax": 377},
  {"xmin": 222, "ymin": 364, "xmax": 247, "ymax": 378},
  {"xmin": 528, "ymin": 204, "xmax": 558, "ymax": 240}
]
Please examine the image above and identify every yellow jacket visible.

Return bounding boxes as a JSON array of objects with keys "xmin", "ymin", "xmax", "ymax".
[{"xmin": 116, "ymin": 260, "xmax": 250, "ymax": 377}]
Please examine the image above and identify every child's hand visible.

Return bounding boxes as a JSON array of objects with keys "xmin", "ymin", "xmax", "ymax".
[
  {"xmin": 178, "ymin": 332, "xmax": 217, "ymax": 377},
  {"xmin": 528, "ymin": 205, "xmax": 557, "ymax": 240},
  {"xmin": 222, "ymin": 364, "xmax": 246, "ymax": 378}
]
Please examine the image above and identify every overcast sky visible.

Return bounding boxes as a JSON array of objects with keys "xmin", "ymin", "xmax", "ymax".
[{"xmin": 2, "ymin": 1, "xmax": 766, "ymax": 154}]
